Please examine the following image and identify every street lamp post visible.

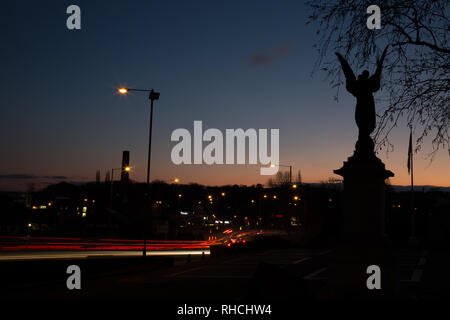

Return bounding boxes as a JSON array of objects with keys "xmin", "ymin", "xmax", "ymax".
[{"xmin": 118, "ymin": 87, "xmax": 160, "ymax": 257}]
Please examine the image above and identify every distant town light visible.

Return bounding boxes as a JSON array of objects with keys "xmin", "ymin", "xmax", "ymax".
[
  {"xmin": 118, "ymin": 88, "xmax": 128, "ymax": 94},
  {"xmin": 124, "ymin": 166, "xmax": 131, "ymax": 172},
  {"xmin": 221, "ymin": 192, "xmax": 225, "ymax": 196},
  {"xmin": 174, "ymin": 178, "xmax": 180, "ymax": 183},
  {"xmin": 292, "ymin": 184, "xmax": 297, "ymax": 189}
]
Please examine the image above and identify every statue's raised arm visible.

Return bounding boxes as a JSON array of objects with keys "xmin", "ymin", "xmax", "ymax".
[
  {"xmin": 336, "ymin": 52, "xmax": 356, "ymax": 96},
  {"xmin": 369, "ymin": 45, "xmax": 388, "ymax": 92}
]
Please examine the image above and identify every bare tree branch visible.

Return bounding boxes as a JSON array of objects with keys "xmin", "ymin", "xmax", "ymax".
[{"xmin": 307, "ymin": 0, "xmax": 450, "ymax": 156}]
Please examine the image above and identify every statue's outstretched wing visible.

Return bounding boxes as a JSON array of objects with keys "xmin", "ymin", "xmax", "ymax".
[
  {"xmin": 336, "ymin": 53, "xmax": 356, "ymax": 82},
  {"xmin": 336, "ymin": 52, "xmax": 356, "ymax": 95},
  {"xmin": 369, "ymin": 45, "xmax": 388, "ymax": 92}
]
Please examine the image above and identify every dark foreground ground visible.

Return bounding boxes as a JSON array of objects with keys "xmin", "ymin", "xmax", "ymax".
[
  {"xmin": 1, "ymin": 244, "xmax": 450, "ymax": 319},
  {"xmin": 1, "ymin": 244, "xmax": 448, "ymax": 302}
]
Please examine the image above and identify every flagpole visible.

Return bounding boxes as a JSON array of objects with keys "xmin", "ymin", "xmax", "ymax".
[{"xmin": 409, "ymin": 127, "xmax": 417, "ymax": 244}]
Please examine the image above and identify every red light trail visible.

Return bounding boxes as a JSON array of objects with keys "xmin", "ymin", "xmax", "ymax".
[{"xmin": 0, "ymin": 236, "xmax": 221, "ymax": 252}]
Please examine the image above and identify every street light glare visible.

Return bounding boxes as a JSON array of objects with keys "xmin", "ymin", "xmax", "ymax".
[
  {"xmin": 124, "ymin": 166, "xmax": 131, "ymax": 172},
  {"xmin": 118, "ymin": 88, "xmax": 128, "ymax": 94}
]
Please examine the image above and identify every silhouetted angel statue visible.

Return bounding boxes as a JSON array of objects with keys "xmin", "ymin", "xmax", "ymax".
[{"xmin": 336, "ymin": 46, "xmax": 388, "ymax": 141}]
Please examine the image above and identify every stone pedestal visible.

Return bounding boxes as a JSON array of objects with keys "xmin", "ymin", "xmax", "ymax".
[{"xmin": 327, "ymin": 138, "xmax": 397, "ymax": 298}]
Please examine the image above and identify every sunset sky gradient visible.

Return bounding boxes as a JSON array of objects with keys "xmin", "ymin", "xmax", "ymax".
[{"xmin": 1, "ymin": 0, "xmax": 448, "ymax": 191}]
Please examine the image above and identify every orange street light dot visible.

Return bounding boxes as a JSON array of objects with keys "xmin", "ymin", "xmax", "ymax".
[
  {"xmin": 124, "ymin": 166, "xmax": 131, "ymax": 172},
  {"xmin": 118, "ymin": 88, "xmax": 128, "ymax": 94},
  {"xmin": 174, "ymin": 178, "xmax": 180, "ymax": 183},
  {"xmin": 292, "ymin": 184, "xmax": 297, "ymax": 188}
]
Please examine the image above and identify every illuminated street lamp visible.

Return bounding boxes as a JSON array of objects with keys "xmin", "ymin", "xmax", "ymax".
[{"xmin": 118, "ymin": 87, "xmax": 160, "ymax": 257}]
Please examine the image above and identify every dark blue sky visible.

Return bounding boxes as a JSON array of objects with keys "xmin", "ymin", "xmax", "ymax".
[{"xmin": 1, "ymin": 0, "xmax": 448, "ymax": 190}]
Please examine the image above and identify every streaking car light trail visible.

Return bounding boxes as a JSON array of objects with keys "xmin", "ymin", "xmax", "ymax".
[
  {"xmin": 0, "ymin": 236, "xmax": 222, "ymax": 252},
  {"xmin": 0, "ymin": 230, "xmax": 275, "ymax": 252},
  {"xmin": 0, "ymin": 250, "xmax": 211, "ymax": 261}
]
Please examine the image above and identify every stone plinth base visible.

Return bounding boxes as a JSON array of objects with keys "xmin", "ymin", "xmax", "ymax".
[{"xmin": 327, "ymin": 144, "xmax": 396, "ymax": 298}]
